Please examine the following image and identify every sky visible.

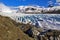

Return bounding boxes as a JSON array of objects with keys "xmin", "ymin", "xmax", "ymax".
[{"xmin": 0, "ymin": 0, "xmax": 56, "ymax": 7}]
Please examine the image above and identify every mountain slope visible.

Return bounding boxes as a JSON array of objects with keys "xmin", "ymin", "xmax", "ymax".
[{"xmin": 0, "ymin": 15, "xmax": 34, "ymax": 40}]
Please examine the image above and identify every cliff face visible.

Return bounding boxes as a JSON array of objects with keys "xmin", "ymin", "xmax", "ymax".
[{"xmin": 0, "ymin": 15, "xmax": 34, "ymax": 40}]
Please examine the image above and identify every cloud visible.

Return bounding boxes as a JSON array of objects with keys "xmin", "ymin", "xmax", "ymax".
[{"xmin": 56, "ymin": 0, "xmax": 60, "ymax": 2}]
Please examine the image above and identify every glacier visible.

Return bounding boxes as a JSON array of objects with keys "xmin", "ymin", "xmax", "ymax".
[
  {"xmin": 14, "ymin": 14, "xmax": 60, "ymax": 30},
  {"xmin": 0, "ymin": 3, "xmax": 60, "ymax": 30},
  {"xmin": 0, "ymin": 12, "xmax": 60, "ymax": 30},
  {"xmin": 0, "ymin": 13, "xmax": 60, "ymax": 30}
]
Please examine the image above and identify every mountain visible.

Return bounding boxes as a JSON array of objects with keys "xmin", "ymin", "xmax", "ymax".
[
  {"xmin": 0, "ymin": 14, "xmax": 60, "ymax": 40},
  {"xmin": 0, "ymin": 3, "xmax": 12, "ymax": 13},
  {"xmin": 16, "ymin": 6, "xmax": 60, "ymax": 13},
  {"xmin": 0, "ymin": 15, "xmax": 34, "ymax": 40},
  {"xmin": 1, "ymin": 3, "xmax": 60, "ymax": 13}
]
